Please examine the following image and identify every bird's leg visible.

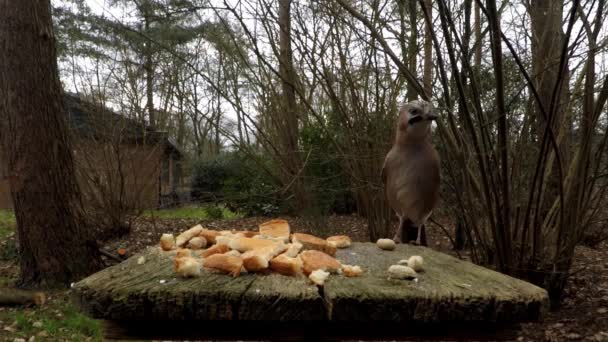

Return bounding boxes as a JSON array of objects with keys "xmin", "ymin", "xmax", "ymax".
[
  {"xmin": 393, "ymin": 215, "xmax": 404, "ymax": 243},
  {"xmin": 415, "ymin": 225, "xmax": 422, "ymax": 246}
]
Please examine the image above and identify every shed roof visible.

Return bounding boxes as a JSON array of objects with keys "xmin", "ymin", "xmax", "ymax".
[{"xmin": 64, "ymin": 93, "xmax": 181, "ymax": 159}]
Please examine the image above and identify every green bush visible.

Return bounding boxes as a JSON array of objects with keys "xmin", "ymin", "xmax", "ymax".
[{"xmin": 190, "ymin": 152, "xmax": 286, "ymax": 216}]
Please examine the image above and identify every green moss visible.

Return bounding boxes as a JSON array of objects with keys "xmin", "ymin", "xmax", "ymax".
[{"xmin": 0, "ymin": 209, "xmax": 15, "ymax": 240}]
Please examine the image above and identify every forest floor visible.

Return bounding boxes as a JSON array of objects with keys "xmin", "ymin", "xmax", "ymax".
[{"xmin": 0, "ymin": 208, "xmax": 608, "ymax": 341}]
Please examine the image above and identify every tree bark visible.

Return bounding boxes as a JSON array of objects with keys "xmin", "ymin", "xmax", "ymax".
[
  {"xmin": 407, "ymin": 0, "xmax": 419, "ymax": 101},
  {"xmin": 0, "ymin": 0, "xmax": 102, "ymax": 287},
  {"xmin": 422, "ymin": 0, "xmax": 433, "ymax": 96},
  {"xmin": 278, "ymin": 0, "xmax": 309, "ymax": 213}
]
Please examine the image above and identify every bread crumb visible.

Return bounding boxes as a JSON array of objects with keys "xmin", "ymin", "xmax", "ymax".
[
  {"xmin": 187, "ymin": 237, "xmax": 207, "ymax": 250},
  {"xmin": 309, "ymin": 269, "xmax": 330, "ymax": 286},
  {"xmin": 341, "ymin": 264, "xmax": 363, "ymax": 277},
  {"xmin": 174, "ymin": 257, "xmax": 202, "ymax": 278}
]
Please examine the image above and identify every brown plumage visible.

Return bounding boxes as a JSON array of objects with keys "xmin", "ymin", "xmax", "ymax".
[{"xmin": 381, "ymin": 100, "xmax": 440, "ymax": 245}]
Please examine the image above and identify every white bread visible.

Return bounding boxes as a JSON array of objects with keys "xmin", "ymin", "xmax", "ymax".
[
  {"xmin": 240, "ymin": 230, "xmax": 259, "ymax": 238},
  {"xmin": 309, "ymin": 269, "xmax": 330, "ymax": 286},
  {"xmin": 327, "ymin": 235, "xmax": 351, "ymax": 248},
  {"xmin": 176, "ymin": 224, "xmax": 204, "ymax": 247},
  {"xmin": 341, "ymin": 264, "xmax": 363, "ymax": 277},
  {"xmin": 174, "ymin": 256, "xmax": 202, "ymax": 278},
  {"xmin": 299, "ymin": 250, "xmax": 341, "ymax": 275},
  {"xmin": 225, "ymin": 250, "xmax": 242, "ymax": 257},
  {"xmin": 216, "ymin": 235, "xmax": 237, "ymax": 246},
  {"xmin": 228, "ymin": 237, "xmax": 281, "ymax": 253},
  {"xmin": 160, "ymin": 233, "xmax": 175, "ymax": 251},
  {"xmin": 282, "ymin": 242, "xmax": 303, "ymax": 258},
  {"xmin": 203, "ymin": 254, "xmax": 243, "ymax": 277},
  {"xmin": 291, "ymin": 233, "xmax": 337, "ymax": 256},
  {"xmin": 270, "ymin": 254, "xmax": 303, "ymax": 277},
  {"xmin": 175, "ymin": 248, "xmax": 192, "ymax": 259},
  {"xmin": 241, "ymin": 243, "xmax": 288, "ymax": 272},
  {"xmin": 259, "ymin": 219, "xmax": 291, "ymax": 242},
  {"xmin": 198, "ymin": 244, "xmax": 230, "ymax": 258},
  {"xmin": 187, "ymin": 237, "xmax": 207, "ymax": 250},
  {"xmin": 199, "ymin": 229, "xmax": 220, "ymax": 245}
]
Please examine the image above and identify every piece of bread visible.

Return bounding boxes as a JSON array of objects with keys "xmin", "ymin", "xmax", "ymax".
[
  {"xmin": 299, "ymin": 250, "xmax": 341, "ymax": 275},
  {"xmin": 270, "ymin": 254, "xmax": 303, "ymax": 277},
  {"xmin": 216, "ymin": 235, "xmax": 237, "ymax": 246},
  {"xmin": 282, "ymin": 242, "xmax": 303, "ymax": 258},
  {"xmin": 327, "ymin": 235, "xmax": 351, "ymax": 248},
  {"xmin": 160, "ymin": 233, "xmax": 175, "ymax": 251},
  {"xmin": 175, "ymin": 248, "xmax": 192, "ymax": 259},
  {"xmin": 240, "ymin": 230, "xmax": 259, "ymax": 238},
  {"xmin": 309, "ymin": 269, "xmax": 330, "ymax": 286},
  {"xmin": 187, "ymin": 237, "xmax": 207, "ymax": 250},
  {"xmin": 198, "ymin": 244, "xmax": 230, "ymax": 258},
  {"xmin": 199, "ymin": 229, "xmax": 220, "ymax": 245},
  {"xmin": 259, "ymin": 219, "xmax": 290, "ymax": 242},
  {"xmin": 241, "ymin": 247, "xmax": 273, "ymax": 272},
  {"xmin": 228, "ymin": 237, "xmax": 281, "ymax": 253},
  {"xmin": 174, "ymin": 256, "xmax": 202, "ymax": 278},
  {"xmin": 341, "ymin": 264, "xmax": 363, "ymax": 277},
  {"xmin": 291, "ymin": 233, "xmax": 337, "ymax": 256},
  {"xmin": 176, "ymin": 224, "xmax": 204, "ymax": 247},
  {"xmin": 203, "ymin": 254, "xmax": 243, "ymax": 277},
  {"xmin": 225, "ymin": 250, "xmax": 241, "ymax": 257}
]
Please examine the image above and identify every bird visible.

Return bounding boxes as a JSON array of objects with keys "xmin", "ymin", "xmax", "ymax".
[{"xmin": 381, "ymin": 100, "xmax": 440, "ymax": 246}]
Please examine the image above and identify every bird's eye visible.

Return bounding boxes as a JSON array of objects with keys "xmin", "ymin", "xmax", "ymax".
[{"xmin": 410, "ymin": 108, "xmax": 420, "ymax": 115}]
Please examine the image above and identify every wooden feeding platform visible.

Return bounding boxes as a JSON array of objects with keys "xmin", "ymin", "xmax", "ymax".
[{"xmin": 72, "ymin": 243, "xmax": 549, "ymax": 341}]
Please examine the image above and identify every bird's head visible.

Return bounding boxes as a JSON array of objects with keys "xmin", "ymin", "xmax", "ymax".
[{"xmin": 396, "ymin": 100, "xmax": 437, "ymax": 144}]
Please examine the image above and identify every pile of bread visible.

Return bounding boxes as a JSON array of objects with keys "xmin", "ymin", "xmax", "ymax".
[{"xmin": 158, "ymin": 219, "xmax": 362, "ymax": 286}]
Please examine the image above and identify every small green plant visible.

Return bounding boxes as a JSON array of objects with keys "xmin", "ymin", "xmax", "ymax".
[
  {"xmin": 204, "ymin": 205, "xmax": 224, "ymax": 219},
  {"xmin": 0, "ymin": 209, "xmax": 16, "ymax": 239}
]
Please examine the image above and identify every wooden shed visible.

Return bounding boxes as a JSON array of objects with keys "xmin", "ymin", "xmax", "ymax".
[{"xmin": 0, "ymin": 94, "xmax": 181, "ymax": 210}]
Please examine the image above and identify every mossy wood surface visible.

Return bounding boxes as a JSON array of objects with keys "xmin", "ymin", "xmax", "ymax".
[{"xmin": 72, "ymin": 243, "xmax": 548, "ymax": 323}]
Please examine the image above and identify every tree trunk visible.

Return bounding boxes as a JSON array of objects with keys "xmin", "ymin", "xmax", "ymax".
[
  {"xmin": 0, "ymin": 0, "xmax": 102, "ymax": 288},
  {"xmin": 278, "ymin": 0, "xmax": 309, "ymax": 213},
  {"xmin": 407, "ymin": 0, "xmax": 418, "ymax": 101},
  {"xmin": 144, "ymin": 13, "xmax": 155, "ymax": 128},
  {"xmin": 422, "ymin": 0, "xmax": 433, "ymax": 96}
]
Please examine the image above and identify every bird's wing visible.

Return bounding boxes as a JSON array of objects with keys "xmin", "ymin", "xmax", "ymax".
[{"xmin": 381, "ymin": 157, "xmax": 388, "ymax": 186}]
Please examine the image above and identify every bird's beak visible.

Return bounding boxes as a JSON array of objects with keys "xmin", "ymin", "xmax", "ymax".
[
  {"xmin": 408, "ymin": 115, "xmax": 423, "ymax": 125},
  {"xmin": 426, "ymin": 113, "xmax": 438, "ymax": 121}
]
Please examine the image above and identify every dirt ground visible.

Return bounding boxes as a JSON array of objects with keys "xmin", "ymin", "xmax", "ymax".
[{"xmin": 103, "ymin": 215, "xmax": 608, "ymax": 341}]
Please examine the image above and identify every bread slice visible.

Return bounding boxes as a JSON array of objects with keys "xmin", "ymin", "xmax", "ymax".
[
  {"xmin": 299, "ymin": 250, "xmax": 341, "ymax": 275},
  {"xmin": 259, "ymin": 219, "xmax": 290, "ymax": 242},
  {"xmin": 291, "ymin": 233, "xmax": 337, "ymax": 256},
  {"xmin": 327, "ymin": 235, "xmax": 351, "ymax": 248},
  {"xmin": 174, "ymin": 256, "xmax": 202, "ymax": 278},
  {"xmin": 198, "ymin": 244, "xmax": 230, "ymax": 258},
  {"xmin": 175, "ymin": 248, "xmax": 192, "ymax": 259},
  {"xmin": 176, "ymin": 224, "xmax": 204, "ymax": 247},
  {"xmin": 199, "ymin": 229, "xmax": 220, "ymax": 245},
  {"xmin": 240, "ymin": 230, "xmax": 259, "ymax": 238},
  {"xmin": 203, "ymin": 254, "xmax": 243, "ymax": 277},
  {"xmin": 160, "ymin": 233, "xmax": 175, "ymax": 251},
  {"xmin": 282, "ymin": 242, "xmax": 303, "ymax": 258},
  {"xmin": 228, "ymin": 237, "xmax": 281, "ymax": 253},
  {"xmin": 270, "ymin": 254, "xmax": 303, "ymax": 277},
  {"xmin": 241, "ymin": 246, "xmax": 274, "ymax": 272},
  {"xmin": 187, "ymin": 237, "xmax": 207, "ymax": 250}
]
